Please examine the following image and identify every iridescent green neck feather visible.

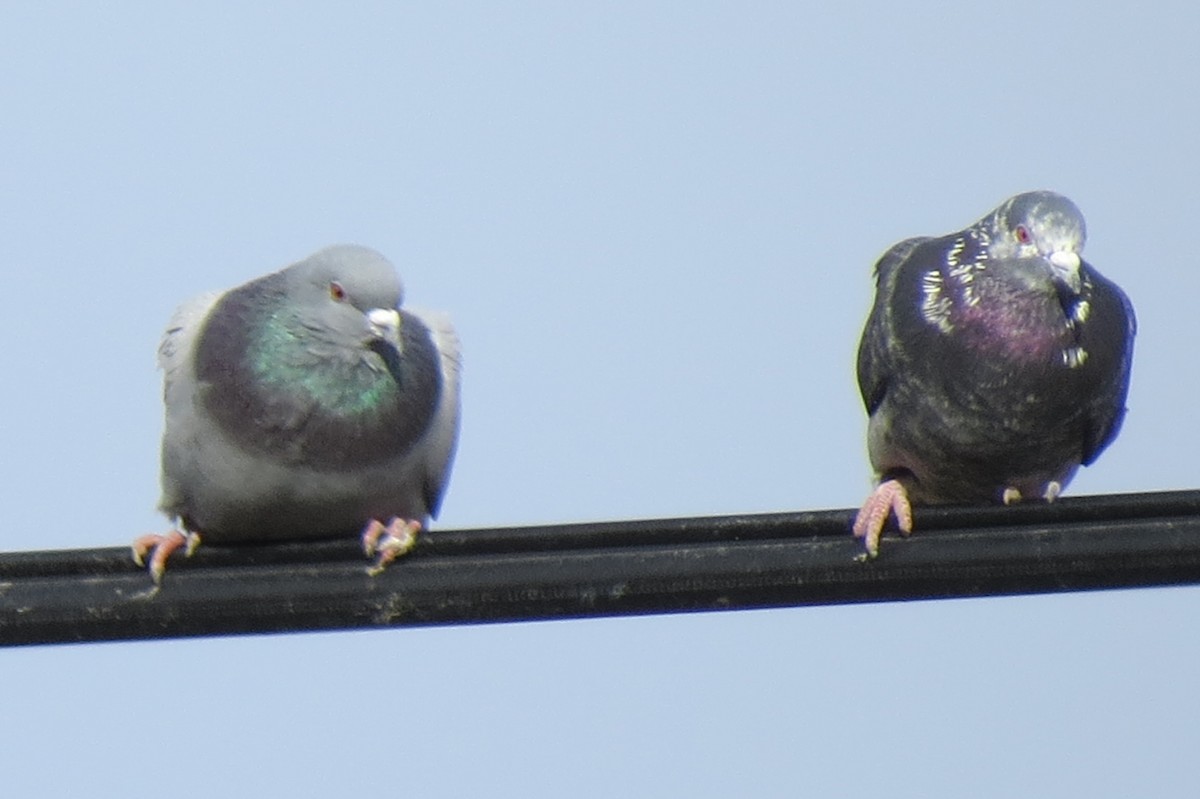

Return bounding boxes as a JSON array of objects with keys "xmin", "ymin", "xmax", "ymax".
[
  {"xmin": 247, "ymin": 303, "xmax": 398, "ymax": 418},
  {"xmin": 196, "ymin": 273, "xmax": 441, "ymax": 469}
]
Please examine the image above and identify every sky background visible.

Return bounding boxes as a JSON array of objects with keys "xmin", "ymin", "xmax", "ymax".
[{"xmin": 1, "ymin": 2, "xmax": 1198, "ymax": 796}]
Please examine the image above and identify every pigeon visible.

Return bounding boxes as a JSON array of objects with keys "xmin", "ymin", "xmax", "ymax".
[
  {"xmin": 132, "ymin": 245, "xmax": 461, "ymax": 583},
  {"xmin": 853, "ymin": 191, "xmax": 1135, "ymax": 556}
]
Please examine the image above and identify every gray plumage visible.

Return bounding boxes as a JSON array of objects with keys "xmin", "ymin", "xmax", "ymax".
[
  {"xmin": 854, "ymin": 191, "xmax": 1135, "ymax": 554},
  {"xmin": 149, "ymin": 245, "xmax": 460, "ymax": 564}
]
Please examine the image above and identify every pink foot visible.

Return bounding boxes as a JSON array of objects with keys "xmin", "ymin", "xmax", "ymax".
[
  {"xmin": 361, "ymin": 517, "xmax": 422, "ymax": 576},
  {"xmin": 131, "ymin": 530, "xmax": 201, "ymax": 585},
  {"xmin": 852, "ymin": 479, "xmax": 913, "ymax": 558}
]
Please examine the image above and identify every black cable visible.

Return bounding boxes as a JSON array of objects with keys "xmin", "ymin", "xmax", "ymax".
[{"xmin": 2, "ymin": 489, "xmax": 1199, "ymax": 646}]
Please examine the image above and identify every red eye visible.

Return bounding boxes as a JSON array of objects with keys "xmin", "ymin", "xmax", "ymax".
[
  {"xmin": 329, "ymin": 281, "xmax": 347, "ymax": 301},
  {"xmin": 1015, "ymin": 225, "xmax": 1031, "ymax": 244}
]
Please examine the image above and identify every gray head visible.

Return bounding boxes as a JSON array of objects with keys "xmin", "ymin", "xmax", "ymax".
[
  {"xmin": 282, "ymin": 245, "xmax": 405, "ymax": 348},
  {"xmin": 985, "ymin": 191, "xmax": 1088, "ymax": 292}
]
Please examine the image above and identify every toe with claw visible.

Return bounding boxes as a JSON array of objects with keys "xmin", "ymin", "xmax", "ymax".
[
  {"xmin": 362, "ymin": 517, "xmax": 422, "ymax": 575},
  {"xmin": 852, "ymin": 479, "xmax": 913, "ymax": 558},
  {"xmin": 131, "ymin": 529, "xmax": 202, "ymax": 585}
]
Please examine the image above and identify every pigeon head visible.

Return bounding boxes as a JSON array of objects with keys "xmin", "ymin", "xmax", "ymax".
[
  {"xmin": 284, "ymin": 245, "xmax": 406, "ymax": 352},
  {"xmin": 986, "ymin": 191, "xmax": 1087, "ymax": 293}
]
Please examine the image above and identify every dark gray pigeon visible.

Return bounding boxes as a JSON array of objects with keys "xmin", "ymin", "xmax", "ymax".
[
  {"xmin": 853, "ymin": 191, "xmax": 1135, "ymax": 556},
  {"xmin": 133, "ymin": 245, "xmax": 461, "ymax": 582}
]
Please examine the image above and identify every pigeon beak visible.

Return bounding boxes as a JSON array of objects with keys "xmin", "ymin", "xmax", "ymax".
[
  {"xmin": 1048, "ymin": 250, "xmax": 1082, "ymax": 294},
  {"xmin": 366, "ymin": 308, "xmax": 403, "ymax": 350}
]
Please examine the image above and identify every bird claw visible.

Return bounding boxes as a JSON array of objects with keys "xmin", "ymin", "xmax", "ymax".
[
  {"xmin": 1005, "ymin": 481, "xmax": 1062, "ymax": 504},
  {"xmin": 361, "ymin": 518, "xmax": 422, "ymax": 575},
  {"xmin": 852, "ymin": 479, "xmax": 913, "ymax": 558},
  {"xmin": 131, "ymin": 530, "xmax": 202, "ymax": 585}
]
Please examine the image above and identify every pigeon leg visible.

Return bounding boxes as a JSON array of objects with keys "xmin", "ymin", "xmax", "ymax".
[
  {"xmin": 852, "ymin": 479, "xmax": 913, "ymax": 558},
  {"xmin": 362, "ymin": 517, "xmax": 422, "ymax": 576},
  {"xmin": 131, "ymin": 530, "xmax": 202, "ymax": 585}
]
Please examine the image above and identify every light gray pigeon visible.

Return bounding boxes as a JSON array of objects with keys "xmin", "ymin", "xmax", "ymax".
[
  {"xmin": 133, "ymin": 245, "xmax": 461, "ymax": 583},
  {"xmin": 853, "ymin": 191, "xmax": 1135, "ymax": 556}
]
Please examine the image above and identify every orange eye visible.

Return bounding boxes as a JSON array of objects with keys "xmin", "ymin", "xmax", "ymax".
[
  {"xmin": 1015, "ymin": 225, "xmax": 1031, "ymax": 244},
  {"xmin": 329, "ymin": 281, "xmax": 347, "ymax": 301}
]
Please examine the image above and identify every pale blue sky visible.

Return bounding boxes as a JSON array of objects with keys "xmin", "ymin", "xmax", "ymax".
[{"xmin": 2, "ymin": 3, "xmax": 1198, "ymax": 796}]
